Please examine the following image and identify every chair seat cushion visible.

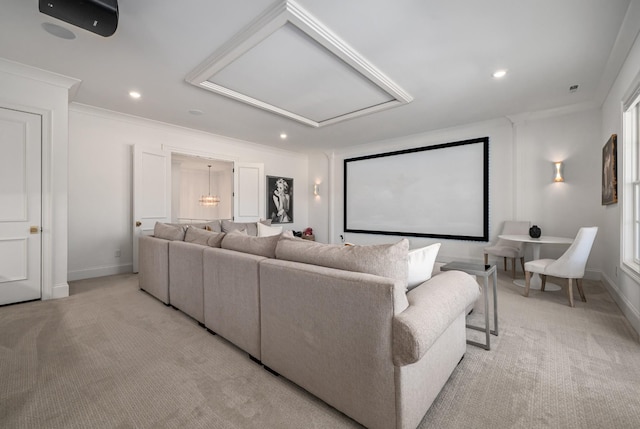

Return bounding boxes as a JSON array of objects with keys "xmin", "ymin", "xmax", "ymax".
[
  {"xmin": 483, "ymin": 245, "xmax": 520, "ymax": 258},
  {"xmin": 524, "ymin": 259, "xmax": 555, "ymax": 274}
]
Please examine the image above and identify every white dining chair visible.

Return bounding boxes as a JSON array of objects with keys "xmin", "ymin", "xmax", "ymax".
[
  {"xmin": 483, "ymin": 221, "xmax": 530, "ymax": 278},
  {"xmin": 524, "ymin": 226, "xmax": 598, "ymax": 307}
]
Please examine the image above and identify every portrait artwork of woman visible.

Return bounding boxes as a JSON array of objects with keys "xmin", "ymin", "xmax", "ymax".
[{"xmin": 268, "ymin": 176, "xmax": 293, "ymax": 223}]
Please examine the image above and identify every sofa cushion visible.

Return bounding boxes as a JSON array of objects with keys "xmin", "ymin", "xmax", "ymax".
[
  {"xmin": 275, "ymin": 232, "xmax": 409, "ymax": 283},
  {"xmin": 257, "ymin": 222, "xmax": 283, "ymax": 237},
  {"xmin": 184, "ymin": 226, "xmax": 225, "ymax": 247},
  {"xmin": 204, "ymin": 220, "xmax": 222, "ymax": 232},
  {"xmin": 407, "ymin": 243, "xmax": 441, "ymax": 291},
  {"xmin": 221, "ymin": 229, "xmax": 280, "ymax": 258},
  {"xmin": 153, "ymin": 222, "xmax": 186, "ymax": 241},
  {"xmin": 221, "ymin": 219, "xmax": 273, "ymax": 236},
  {"xmin": 185, "ymin": 220, "xmax": 222, "ymax": 232}
]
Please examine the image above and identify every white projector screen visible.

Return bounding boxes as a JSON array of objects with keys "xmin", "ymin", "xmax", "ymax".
[{"xmin": 344, "ymin": 137, "xmax": 489, "ymax": 241}]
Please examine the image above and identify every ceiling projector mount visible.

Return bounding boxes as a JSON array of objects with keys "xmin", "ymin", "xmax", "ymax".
[{"xmin": 39, "ymin": 0, "xmax": 119, "ymax": 37}]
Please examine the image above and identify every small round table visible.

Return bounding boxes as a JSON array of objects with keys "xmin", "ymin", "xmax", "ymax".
[{"xmin": 498, "ymin": 234, "xmax": 573, "ymax": 291}]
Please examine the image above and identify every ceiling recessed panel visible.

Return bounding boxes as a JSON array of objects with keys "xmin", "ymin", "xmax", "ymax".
[
  {"xmin": 208, "ymin": 23, "xmax": 394, "ymax": 123},
  {"xmin": 186, "ymin": 0, "xmax": 412, "ymax": 127}
]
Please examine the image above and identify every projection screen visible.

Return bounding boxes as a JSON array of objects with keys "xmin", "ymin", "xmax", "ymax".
[{"xmin": 344, "ymin": 137, "xmax": 488, "ymax": 241}]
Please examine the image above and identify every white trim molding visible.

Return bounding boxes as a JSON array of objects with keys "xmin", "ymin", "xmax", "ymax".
[
  {"xmin": 185, "ymin": 0, "xmax": 412, "ymax": 127},
  {"xmin": 601, "ymin": 271, "xmax": 640, "ymax": 340}
]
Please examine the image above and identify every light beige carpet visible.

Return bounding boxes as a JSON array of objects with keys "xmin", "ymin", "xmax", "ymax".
[{"xmin": 1, "ymin": 271, "xmax": 639, "ymax": 428}]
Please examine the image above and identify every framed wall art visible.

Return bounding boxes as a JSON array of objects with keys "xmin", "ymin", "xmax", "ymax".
[
  {"xmin": 602, "ymin": 134, "xmax": 618, "ymax": 205},
  {"xmin": 267, "ymin": 176, "xmax": 293, "ymax": 223}
]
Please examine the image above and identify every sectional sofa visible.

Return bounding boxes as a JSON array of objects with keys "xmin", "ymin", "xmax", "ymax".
[{"xmin": 137, "ymin": 220, "xmax": 480, "ymax": 429}]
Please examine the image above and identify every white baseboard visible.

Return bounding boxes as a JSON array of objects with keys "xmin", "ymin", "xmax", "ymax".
[
  {"xmin": 600, "ymin": 271, "xmax": 640, "ymax": 340},
  {"xmin": 68, "ymin": 263, "xmax": 133, "ymax": 282},
  {"xmin": 50, "ymin": 282, "xmax": 69, "ymax": 299},
  {"xmin": 584, "ymin": 269, "xmax": 600, "ymax": 281}
]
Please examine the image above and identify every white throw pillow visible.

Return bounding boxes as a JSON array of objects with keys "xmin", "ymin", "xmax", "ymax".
[
  {"xmin": 257, "ymin": 222, "xmax": 283, "ymax": 237},
  {"xmin": 406, "ymin": 243, "xmax": 441, "ymax": 291}
]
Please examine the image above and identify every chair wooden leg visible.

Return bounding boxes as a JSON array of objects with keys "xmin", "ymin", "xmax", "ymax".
[
  {"xmin": 503, "ymin": 257, "xmax": 507, "ymax": 271},
  {"xmin": 484, "ymin": 253, "xmax": 488, "ymax": 265},
  {"xmin": 540, "ymin": 275, "xmax": 547, "ymax": 292},
  {"xmin": 524, "ymin": 271, "xmax": 531, "ymax": 297},
  {"xmin": 567, "ymin": 278, "xmax": 575, "ymax": 307},
  {"xmin": 576, "ymin": 278, "xmax": 587, "ymax": 302},
  {"xmin": 520, "ymin": 257, "xmax": 525, "ymax": 273},
  {"xmin": 511, "ymin": 257, "xmax": 516, "ymax": 278}
]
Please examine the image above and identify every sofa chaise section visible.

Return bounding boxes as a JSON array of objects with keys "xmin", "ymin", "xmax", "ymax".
[{"xmin": 259, "ymin": 259, "xmax": 479, "ymax": 429}]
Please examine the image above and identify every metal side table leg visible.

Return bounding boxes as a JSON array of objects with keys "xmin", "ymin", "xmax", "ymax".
[
  {"xmin": 466, "ymin": 274, "xmax": 491, "ymax": 350},
  {"xmin": 492, "ymin": 269, "xmax": 498, "ymax": 336}
]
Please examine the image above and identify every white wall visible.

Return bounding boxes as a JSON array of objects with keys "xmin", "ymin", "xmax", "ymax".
[
  {"xmin": 0, "ymin": 59, "xmax": 79, "ymax": 300},
  {"xmin": 68, "ymin": 104, "xmax": 308, "ymax": 280},
  {"xmin": 513, "ymin": 105, "xmax": 603, "ymax": 265},
  {"xmin": 601, "ymin": 12, "xmax": 640, "ymax": 336},
  {"xmin": 309, "ymin": 107, "xmax": 604, "ymax": 276}
]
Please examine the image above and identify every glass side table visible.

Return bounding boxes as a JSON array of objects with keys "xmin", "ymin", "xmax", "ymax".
[{"xmin": 441, "ymin": 261, "xmax": 498, "ymax": 351}]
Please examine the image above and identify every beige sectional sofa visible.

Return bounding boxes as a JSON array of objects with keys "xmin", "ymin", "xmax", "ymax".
[{"xmin": 138, "ymin": 220, "xmax": 480, "ymax": 429}]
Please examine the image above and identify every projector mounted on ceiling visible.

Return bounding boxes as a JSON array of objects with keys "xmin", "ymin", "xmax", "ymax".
[{"xmin": 39, "ymin": 0, "xmax": 118, "ymax": 37}]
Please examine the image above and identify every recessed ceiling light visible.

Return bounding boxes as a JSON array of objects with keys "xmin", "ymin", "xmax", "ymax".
[
  {"xmin": 129, "ymin": 91, "xmax": 141, "ymax": 99},
  {"xmin": 492, "ymin": 70, "xmax": 508, "ymax": 79},
  {"xmin": 280, "ymin": 133, "xmax": 288, "ymax": 139},
  {"xmin": 189, "ymin": 109, "xmax": 204, "ymax": 115}
]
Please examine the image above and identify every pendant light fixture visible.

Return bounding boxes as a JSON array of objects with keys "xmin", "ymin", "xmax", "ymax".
[{"xmin": 199, "ymin": 164, "xmax": 221, "ymax": 206}]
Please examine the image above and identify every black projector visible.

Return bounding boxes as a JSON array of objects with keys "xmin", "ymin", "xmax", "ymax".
[{"xmin": 39, "ymin": 0, "xmax": 119, "ymax": 37}]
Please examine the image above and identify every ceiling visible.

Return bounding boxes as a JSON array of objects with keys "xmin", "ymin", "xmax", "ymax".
[{"xmin": 0, "ymin": 0, "xmax": 637, "ymax": 153}]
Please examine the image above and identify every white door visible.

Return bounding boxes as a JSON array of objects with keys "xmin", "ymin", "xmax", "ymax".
[
  {"xmin": 132, "ymin": 144, "xmax": 171, "ymax": 273},
  {"xmin": 0, "ymin": 108, "xmax": 41, "ymax": 305},
  {"xmin": 234, "ymin": 162, "xmax": 264, "ymax": 222}
]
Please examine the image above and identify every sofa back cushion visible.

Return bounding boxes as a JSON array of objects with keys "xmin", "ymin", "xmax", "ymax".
[
  {"xmin": 154, "ymin": 222, "xmax": 186, "ymax": 241},
  {"xmin": 186, "ymin": 220, "xmax": 222, "ymax": 232},
  {"xmin": 221, "ymin": 219, "xmax": 271, "ymax": 236},
  {"xmin": 275, "ymin": 232, "xmax": 409, "ymax": 283},
  {"xmin": 184, "ymin": 226, "xmax": 225, "ymax": 247},
  {"xmin": 221, "ymin": 229, "xmax": 280, "ymax": 258}
]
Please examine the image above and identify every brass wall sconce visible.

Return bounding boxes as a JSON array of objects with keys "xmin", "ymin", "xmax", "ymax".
[{"xmin": 553, "ymin": 161, "xmax": 564, "ymax": 182}]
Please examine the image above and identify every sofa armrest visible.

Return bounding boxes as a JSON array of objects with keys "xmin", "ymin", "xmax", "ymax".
[{"xmin": 392, "ymin": 270, "xmax": 480, "ymax": 366}]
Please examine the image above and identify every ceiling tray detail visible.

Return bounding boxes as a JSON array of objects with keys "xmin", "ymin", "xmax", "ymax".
[{"xmin": 186, "ymin": 0, "xmax": 413, "ymax": 128}]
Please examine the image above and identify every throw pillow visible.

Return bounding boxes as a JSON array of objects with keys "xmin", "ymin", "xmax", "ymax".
[
  {"xmin": 221, "ymin": 219, "xmax": 273, "ymax": 236},
  {"xmin": 275, "ymin": 233, "xmax": 409, "ymax": 283},
  {"xmin": 184, "ymin": 226, "xmax": 225, "ymax": 247},
  {"xmin": 406, "ymin": 243, "xmax": 441, "ymax": 291},
  {"xmin": 221, "ymin": 229, "xmax": 279, "ymax": 258},
  {"xmin": 207, "ymin": 232, "xmax": 226, "ymax": 248},
  {"xmin": 153, "ymin": 222, "xmax": 186, "ymax": 241},
  {"xmin": 257, "ymin": 222, "xmax": 283, "ymax": 237}
]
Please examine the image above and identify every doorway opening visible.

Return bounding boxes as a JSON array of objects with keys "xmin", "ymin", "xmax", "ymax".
[{"xmin": 171, "ymin": 154, "xmax": 234, "ymax": 223}]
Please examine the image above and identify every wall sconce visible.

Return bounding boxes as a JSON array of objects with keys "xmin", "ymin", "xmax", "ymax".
[
  {"xmin": 553, "ymin": 161, "xmax": 564, "ymax": 182},
  {"xmin": 313, "ymin": 183, "xmax": 320, "ymax": 196}
]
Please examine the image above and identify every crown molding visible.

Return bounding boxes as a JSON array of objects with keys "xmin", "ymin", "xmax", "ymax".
[{"xmin": 186, "ymin": 0, "xmax": 412, "ymax": 128}]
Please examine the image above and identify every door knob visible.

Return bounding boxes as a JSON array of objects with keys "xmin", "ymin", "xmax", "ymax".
[
  {"xmin": 30, "ymin": 226, "xmax": 39, "ymax": 234},
  {"xmin": 135, "ymin": 221, "xmax": 142, "ymax": 227}
]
